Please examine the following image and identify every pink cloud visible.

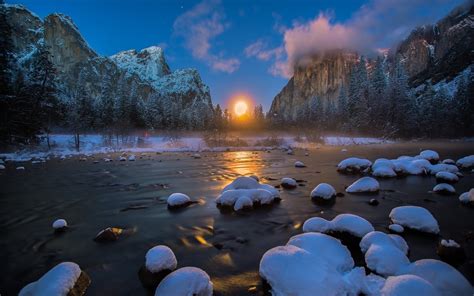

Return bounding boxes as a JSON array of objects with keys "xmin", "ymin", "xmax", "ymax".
[{"xmin": 173, "ymin": 0, "xmax": 240, "ymax": 73}]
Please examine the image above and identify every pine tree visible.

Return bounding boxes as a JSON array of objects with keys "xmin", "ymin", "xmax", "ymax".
[
  {"xmin": 0, "ymin": 7, "xmax": 14, "ymax": 143},
  {"xmin": 347, "ymin": 57, "xmax": 369, "ymax": 132},
  {"xmin": 368, "ymin": 56, "xmax": 387, "ymax": 130}
]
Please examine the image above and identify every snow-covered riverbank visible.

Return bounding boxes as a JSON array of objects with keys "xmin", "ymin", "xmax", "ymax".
[{"xmin": 0, "ymin": 134, "xmax": 392, "ymax": 162}]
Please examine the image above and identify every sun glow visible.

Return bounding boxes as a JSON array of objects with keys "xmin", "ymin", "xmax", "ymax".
[{"xmin": 234, "ymin": 101, "xmax": 248, "ymax": 117}]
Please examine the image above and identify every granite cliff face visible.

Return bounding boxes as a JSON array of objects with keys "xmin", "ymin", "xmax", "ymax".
[
  {"xmin": 2, "ymin": 4, "xmax": 213, "ymax": 120},
  {"xmin": 269, "ymin": 51, "xmax": 358, "ymax": 120},
  {"xmin": 270, "ymin": 3, "xmax": 473, "ymax": 120}
]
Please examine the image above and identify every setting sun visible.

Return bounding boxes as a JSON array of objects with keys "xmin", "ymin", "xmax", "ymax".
[{"xmin": 234, "ymin": 101, "xmax": 248, "ymax": 117}]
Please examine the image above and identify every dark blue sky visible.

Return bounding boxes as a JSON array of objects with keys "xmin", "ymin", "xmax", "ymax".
[{"xmin": 8, "ymin": 0, "xmax": 464, "ymax": 111}]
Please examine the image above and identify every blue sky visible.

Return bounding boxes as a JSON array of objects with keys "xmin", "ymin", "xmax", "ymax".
[{"xmin": 8, "ymin": 0, "xmax": 465, "ymax": 111}]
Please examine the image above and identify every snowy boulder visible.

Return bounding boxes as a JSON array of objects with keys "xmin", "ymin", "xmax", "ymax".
[
  {"xmin": 337, "ymin": 157, "xmax": 372, "ymax": 174},
  {"xmin": 119, "ymin": 156, "xmax": 126, "ymax": 161},
  {"xmin": 456, "ymin": 155, "xmax": 474, "ymax": 169},
  {"xmin": 128, "ymin": 155, "xmax": 136, "ymax": 161},
  {"xmin": 400, "ymin": 259, "xmax": 473, "ymax": 296},
  {"xmin": 432, "ymin": 183, "xmax": 456, "ymax": 195},
  {"xmin": 286, "ymin": 149, "xmax": 294, "ymax": 155},
  {"xmin": 280, "ymin": 177, "xmax": 297, "ymax": 189},
  {"xmin": 139, "ymin": 245, "xmax": 177, "ymax": 289},
  {"xmin": 310, "ymin": 183, "xmax": 336, "ymax": 202},
  {"xmin": 429, "ymin": 163, "xmax": 459, "ymax": 175},
  {"xmin": 442, "ymin": 159, "xmax": 455, "ymax": 165},
  {"xmin": 389, "ymin": 206, "xmax": 439, "ymax": 234},
  {"xmin": 372, "ymin": 165, "xmax": 397, "ymax": 178},
  {"xmin": 388, "ymin": 224, "xmax": 404, "ymax": 234},
  {"xmin": 259, "ymin": 232, "xmax": 369, "ymax": 296},
  {"xmin": 104, "ymin": 158, "xmax": 112, "ymax": 162},
  {"xmin": 459, "ymin": 189, "xmax": 474, "ymax": 205},
  {"xmin": 294, "ymin": 161, "xmax": 306, "ymax": 168},
  {"xmin": 379, "ymin": 275, "xmax": 440, "ymax": 296},
  {"xmin": 154, "ymin": 267, "xmax": 213, "ymax": 296},
  {"xmin": 360, "ymin": 231, "xmax": 410, "ymax": 276},
  {"xmin": 16, "ymin": 166, "xmax": 25, "ymax": 170},
  {"xmin": 435, "ymin": 171, "xmax": 458, "ymax": 184},
  {"xmin": 192, "ymin": 153, "xmax": 201, "ymax": 159},
  {"xmin": 392, "ymin": 159, "xmax": 428, "ymax": 175},
  {"xmin": 167, "ymin": 193, "xmax": 192, "ymax": 209},
  {"xmin": 346, "ymin": 177, "xmax": 380, "ymax": 193},
  {"xmin": 418, "ymin": 150, "xmax": 439, "ymax": 164},
  {"xmin": 52, "ymin": 219, "xmax": 68, "ymax": 233},
  {"xmin": 19, "ymin": 262, "xmax": 91, "ymax": 296},
  {"xmin": 303, "ymin": 214, "xmax": 374, "ymax": 239},
  {"xmin": 437, "ymin": 239, "xmax": 465, "ymax": 266},
  {"xmin": 0, "ymin": 164, "xmax": 5, "ymax": 170},
  {"xmin": 216, "ymin": 176, "xmax": 280, "ymax": 211}
]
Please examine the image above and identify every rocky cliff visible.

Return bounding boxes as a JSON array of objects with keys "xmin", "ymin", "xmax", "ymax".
[
  {"xmin": 270, "ymin": 2, "xmax": 473, "ymax": 120},
  {"xmin": 1, "ymin": 4, "xmax": 213, "ymax": 123}
]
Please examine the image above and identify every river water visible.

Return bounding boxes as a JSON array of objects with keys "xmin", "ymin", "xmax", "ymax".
[{"xmin": 0, "ymin": 141, "xmax": 473, "ymax": 295}]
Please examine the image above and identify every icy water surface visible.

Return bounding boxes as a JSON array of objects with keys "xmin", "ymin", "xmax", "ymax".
[{"xmin": 0, "ymin": 142, "xmax": 473, "ymax": 295}]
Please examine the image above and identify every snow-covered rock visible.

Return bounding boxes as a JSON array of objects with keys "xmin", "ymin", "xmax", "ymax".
[
  {"xmin": 281, "ymin": 177, "xmax": 297, "ymax": 189},
  {"xmin": 435, "ymin": 171, "xmax": 458, "ymax": 183},
  {"xmin": 418, "ymin": 150, "xmax": 439, "ymax": 163},
  {"xmin": 456, "ymin": 155, "xmax": 474, "ymax": 169},
  {"xmin": 16, "ymin": 166, "xmax": 25, "ymax": 170},
  {"xmin": 303, "ymin": 214, "xmax": 374, "ymax": 238},
  {"xmin": 154, "ymin": 267, "xmax": 213, "ymax": 296},
  {"xmin": 437, "ymin": 239, "xmax": 465, "ymax": 266},
  {"xmin": 442, "ymin": 159, "xmax": 455, "ymax": 165},
  {"xmin": 294, "ymin": 161, "xmax": 306, "ymax": 167},
  {"xmin": 259, "ymin": 232, "xmax": 370, "ymax": 296},
  {"xmin": 372, "ymin": 165, "xmax": 397, "ymax": 178},
  {"xmin": 388, "ymin": 224, "xmax": 404, "ymax": 234},
  {"xmin": 389, "ymin": 206, "xmax": 439, "ymax": 234},
  {"xmin": 0, "ymin": 164, "xmax": 5, "ymax": 170},
  {"xmin": 145, "ymin": 245, "xmax": 177, "ymax": 273},
  {"xmin": 216, "ymin": 176, "xmax": 280, "ymax": 211},
  {"xmin": 429, "ymin": 163, "xmax": 459, "ymax": 175},
  {"xmin": 337, "ymin": 157, "xmax": 372, "ymax": 174},
  {"xmin": 119, "ymin": 156, "xmax": 126, "ymax": 161},
  {"xmin": 310, "ymin": 183, "xmax": 336, "ymax": 200},
  {"xmin": 167, "ymin": 193, "xmax": 192, "ymax": 208},
  {"xmin": 19, "ymin": 262, "xmax": 90, "ymax": 296},
  {"xmin": 128, "ymin": 154, "xmax": 136, "ymax": 161},
  {"xmin": 379, "ymin": 275, "xmax": 440, "ymax": 296},
  {"xmin": 192, "ymin": 153, "xmax": 201, "ymax": 159},
  {"xmin": 432, "ymin": 183, "xmax": 456, "ymax": 195},
  {"xmin": 52, "ymin": 219, "xmax": 67, "ymax": 231},
  {"xmin": 346, "ymin": 177, "xmax": 380, "ymax": 193},
  {"xmin": 286, "ymin": 149, "xmax": 294, "ymax": 155},
  {"xmin": 459, "ymin": 189, "xmax": 474, "ymax": 205}
]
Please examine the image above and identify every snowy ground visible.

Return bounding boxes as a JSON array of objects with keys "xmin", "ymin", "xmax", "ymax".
[{"xmin": 0, "ymin": 134, "xmax": 392, "ymax": 162}]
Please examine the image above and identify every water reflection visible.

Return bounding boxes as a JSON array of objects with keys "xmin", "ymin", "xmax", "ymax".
[{"xmin": 223, "ymin": 151, "xmax": 264, "ymax": 179}]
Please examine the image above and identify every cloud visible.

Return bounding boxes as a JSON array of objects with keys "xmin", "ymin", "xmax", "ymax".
[
  {"xmin": 255, "ymin": 0, "xmax": 466, "ymax": 78},
  {"xmin": 244, "ymin": 39, "xmax": 284, "ymax": 61},
  {"xmin": 173, "ymin": 0, "xmax": 240, "ymax": 73}
]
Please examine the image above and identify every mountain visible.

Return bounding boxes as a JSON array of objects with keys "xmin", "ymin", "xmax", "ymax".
[
  {"xmin": 1, "ymin": 4, "xmax": 213, "ymax": 130},
  {"xmin": 269, "ymin": 3, "xmax": 473, "ymax": 123}
]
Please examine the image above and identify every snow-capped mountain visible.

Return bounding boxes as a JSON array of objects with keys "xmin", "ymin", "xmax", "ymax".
[
  {"xmin": 110, "ymin": 46, "xmax": 171, "ymax": 85},
  {"xmin": 1, "ymin": 4, "xmax": 214, "ymax": 125},
  {"xmin": 269, "ymin": 2, "xmax": 473, "ymax": 122}
]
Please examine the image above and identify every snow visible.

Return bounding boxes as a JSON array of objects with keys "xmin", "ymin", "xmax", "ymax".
[
  {"xmin": 380, "ymin": 275, "xmax": 440, "ymax": 296},
  {"xmin": 303, "ymin": 214, "xmax": 374, "ymax": 238},
  {"xmin": 294, "ymin": 161, "xmax": 306, "ymax": 167},
  {"xmin": 259, "ymin": 232, "xmax": 369, "ymax": 296},
  {"xmin": 346, "ymin": 177, "xmax": 380, "ymax": 193},
  {"xmin": 388, "ymin": 224, "xmax": 404, "ymax": 234},
  {"xmin": 459, "ymin": 189, "xmax": 474, "ymax": 204},
  {"xmin": 154, "ymin": 267, "xmax": 213, "ymax": 296},
  {"xmin": 419, "ymin": 150, "xmax": 439, "ymax": 162},
  {"xmin": 167, "ymin": 193, "xmax": 191, "ymax": 207},
  {"xmin": 145, "ymin": 245, "xmax": 177, "ymax": 273},
  {"xmin": 440, "ymin": 239, "xmax": 460, "ymax": 248},
  {"xmin": 52, "ymin": 219, "xmax": 67, "ymax": 229},
  {"xmin": 192, "ymin": 153, "xmax": 201, "ymax": 159},
  {"xmin": 433, "ymin": 183, "xmax": 456, "ymax": 194},
  {"xmin": 310, "ymin": 183, "xmax": 336, "ymax": 200},
  {"xmin": 429, "ymin": 163, "xmax": 459, "ymax": 175},
  {"xmin": 128, "ymin": 155, "xmax": 136, "ymax": 161},
  {"xmin": 216, "ymin": 176, "xmax": 279, "ymax": 211},
  {"xmin": 16, "ymin": 166, "xmax": 25, "ymax": 170},
  {"xmin": 435, "ymin": 171, "xmax": 458, "ymax": 183},
  {"xmin": 337, "ymin": 157, "xmax": 372, "ymax": 173},
  {"xmin": 19, "ymin": 262, "xmax": 82, "ymax": 296},
  {"xmin": 457, "ymin": 155, "xmax": 474, "ymax": 169},
  {"xmin": 389, "ymin": 206, "xmax": 439, "ymax": 234},
  {"xmin": 360, "ymin": 231, "xmax": 410, "ymax": 276},
  {"xmin": 0, "ymin": 164, "xmax": 5, "ymax": 170},
  {"xmin": 442, "ymin": 159, "xmax": 455, "ymax": 165},
  {"xmin": 281, "ymin": 177, "xmax": 297, "ymax": 188},
  {"xmin": 372, "ymin": 165, "xmax": 397, "ymax": 178}
]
